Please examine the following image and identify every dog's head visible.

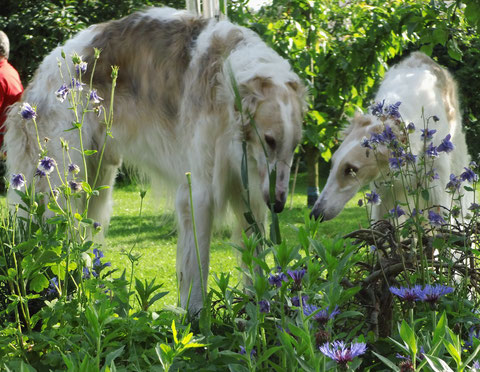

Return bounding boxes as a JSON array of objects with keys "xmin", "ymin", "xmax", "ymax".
[
  {"xmin": 310, "ymin": 113, "xmax": 399, "ymax": 221},
  {"xmin": 239, "ymin": 76, "xmax": 305, "ymax": 213}
]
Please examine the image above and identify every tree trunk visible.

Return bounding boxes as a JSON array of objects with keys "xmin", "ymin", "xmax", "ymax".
[{"xmin": 304, "ymin": 144, "xmax": 320, "ymax": 208}]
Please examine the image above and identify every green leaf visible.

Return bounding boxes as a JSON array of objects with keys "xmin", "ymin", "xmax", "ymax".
[
  {"xmin": 29, "ymin": 274, "xmax": 49, "ymax": 292},
  {"xmin": 424, "ymin": 354, "xmax": 454, "ymax": 372},
  {"xmin": 400, "ymin": 320, "xmax": 417, "ymax": 354},
  {"xmin": 83, "ymin": 149, "xmax": 97, "ymax": 156},
  {"xmin": 104, "ymin": 346, "xmax": 124, "ymax": 368}
]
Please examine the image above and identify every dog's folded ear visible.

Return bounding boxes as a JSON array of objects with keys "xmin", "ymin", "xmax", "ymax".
[{"xmin": 237, "ymin": 76, "xmax": 272, "ymax": 115}]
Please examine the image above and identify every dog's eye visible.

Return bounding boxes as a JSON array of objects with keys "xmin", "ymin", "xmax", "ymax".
[
  {"xmin": 264, "ymin": 134, "xmax": 276, "ymax": 150},
  {"xmin": 345, "ymin": 165, "xmax": 359, "ymax": 177}
]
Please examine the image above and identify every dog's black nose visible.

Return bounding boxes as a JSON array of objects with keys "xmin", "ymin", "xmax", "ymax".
[{"xmin": 273, "ymin": 200, "xmax": 285, "ymax": 213}]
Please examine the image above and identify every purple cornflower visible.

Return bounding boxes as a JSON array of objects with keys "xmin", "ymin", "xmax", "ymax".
[
  {"xmin": 428, "ymin": 210, "xmax": 446, "ymax": 226},
  {"xmin": 406, "ymin": 122, "xmax": 415, "ymax": 133},
  {"xmin": 287, "ymin": 269, "xmax": 306, "ymax": 289},
  {"xmin": 39, "ymin": 157, "xmax": 56, "ymax": 175},
  {"xmin": 55, "ymin": 84, "xmax": 70, "ymax": 102},
  {"xmin": 460, "ymin": 167, "xmax": 478, "ymax": 183},
  {"xmin": 446, "ymin": 174, "xmax": 462, "ymax": 191},
  {"xmin": 319, "ymin": 340, "xmax": 367, "ymax": 366},
  {"xmin": 473, "ymin": 360, "xmax": 480, "ymax": 371},
  {"xmin": 437, "ymin": 134, "xmax": 454, "ymax": 153},
  {"xmin": 259, "ymin": 299, "xmax": 270, "ymax": 313},
  {"xmin": 291, "ymin": 295, "xmax": 309, "ymax": 307},
  {"xmin": 48, "ymin": 277, "xmax": 59, "ymax": 295},
  {"xmin": 390, "ymin": 285, "xmax": 423, "ymax": 302},
  {"xmin": 70, "ymin": 78, "xmax": 85, "ymax": 91},
  {"xmin": 419, "ymin": 284, "xmax": 453, "ymax": 304},
  {"xmin": 421, "ymin": 128, "xmax": 437, "ymax": 141},
  {"xmin": 385, "ymin": 101, "xmax": 401, "ymax": 119},
  {"xmin": 389, "ymin": 206, "xmax": 405, "ymax": 218},
  {"xmin": 68, "ymin": 163, "xmax": 80, "ymax": 174},
  {"xmin": 303, "ymin": 304, "xmax": 340, "ymax": 324},
  {"xmin": 425, "ymin": 143, "xmax": 439, "ymax": 158},
  {"xmin": 371, "ymin": 100, "xmax": 385, "ymax": 116},
  {"xmin": 69, "ymin": 180, "xmax": 82, "ymax": 193},
  {"xmin": 365, "ymin": 191, "xmax": 381, "ymax": 205},
  {"xmin": 268, "ymin": 272, "xmax": 288, "ymax": 288},
  {"xmin": 89, "ymin": 89, "xmax": 103, "ymax": 104},
  {"xmin": 10, "ymin": 173, "xmax": 25, "ymax": 190},
  {"xmin": 20, "ymin": 103, "xmax": 36, "ymax": 120}
]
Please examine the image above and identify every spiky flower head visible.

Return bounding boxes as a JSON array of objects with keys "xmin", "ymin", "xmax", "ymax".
[{"xmin": 319, "ymin": 340, "xmax": 367, "ymax": 366}]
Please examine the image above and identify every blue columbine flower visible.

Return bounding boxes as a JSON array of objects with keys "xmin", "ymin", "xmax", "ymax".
[
  {"xmin": 68, "ymin": 163, "xmax": 80, "ymax": 174},
  {"xmin": 380, "ymin": 125, "xmax": 397, "ymax": 143},
  {"xmin": 360, "ymin": 136, "xmax": 371, "ymax": 149},
  {"xmin": 268, "ymin": 272, "xmax": 288, "ymax": 288},
  {"xmin": 428, "ymin": 210, "xmax": 446, "ymax": 226},
  {"xmin": 437, "ymin": 134, "xmax": 454, "ymax": 153},
  {"xmin": 421, "ymin": 128, "xmax": 437, "ymax": 141},
  {"xmin": 89, "ymin": 89, "xmax": 103, "ymax": 104},
  {"xmin": 83, "ymin": 267, "xmax": 91, "ymax": 279},
  {"xmin": 371, "ymin": 100, "xmax": 385, "ymax": 116},
  {"xmin": 390, "ymin": 205, "xmax": 405, "ymax": 218},
  {"xmin": 75, "ymin": 61, "xmax": 88, "ymax": 75},
  {"xmin": 69, "ymin": 180, "xmax": 82, "ymax": 193},
  {"xmin": 93, "ymin": 221, "xmax": 102, "ymax": 230},
  {"xmin": 432, "ymin": 115, "xmax": 440, "ymax": 122},
  {"xmin": 10, "ymin": 173, "xmax": 25, "ymax": 190},
  {"xmin": 239, "ymin": 346, "xmax": 256, "ymax": 357},
  {"xmin": 357, "ymin": 199, "xmax": 364, "ymax": 207},
  {"xmin": 385, "ymin": 101, "xmax": 401, "ymax": 119},
  {"xmin": 389, "ymin": 156, "xmax": 404, "ymax": 170},
  {"xmin": 404, "ymin": 153, "xmax": 417, "ymax": 164},
  {"xmin": 427, "ymin": 169, "xmax": 440, "ymax": 181},
  {"xmin": 446, "ymin": 174, "xmax": 462, "ymax": 192},
  {"xmin": 365, "ymin": 191, "xmax": 381, "ymax": 205},
  {"xmin": 319, "ymin": 340, "xmax": 367, "ymax": 366},
  {"xmin": 420, "ymin": 284, "xmax": 453, "ymax": 304},
  {"xmin": 55, "ymin": 84, "xmax": 70, "ymax": 102},
  {"xmin": 20, "ymin": 103, "xmax": 36, "ymax": 120},
  {"xmin": 406, "ymin": 122, "xmax": 415, "ymax": 133},
  {"xmin": 425, "ymin": 143, "xmax": 439, "ymax": 158},
  {"xmin": 460, "ymin": 167, "xmax": 478, "ymax": 183},
  {"xmin": 70, "ymin": 78, "xmax": 86, "ymax": 91},
  {"xmin": 35, "ymin": 168, "xmax": 47, "ymax": 178},
  {"xmin": 469, "ymin": 203, "xmax": 480, "ymax": 212},
  {"xmin": 303, "ymin": 304, "xmax": 340, "ymax": 324},
  {"xmin": 39, "ymin": 157, "xmax": 56, "ymax": 175},
  {"xmin": 259, "ymin": 299, "xmax": 270, "ymax": 313},
  {"xmin": 48, "ymin": 277, "xmax": 59, "ymax": 295},
  {"xmin": 390, "ymin": 285, "xmax": 423, "ymax": 302}
]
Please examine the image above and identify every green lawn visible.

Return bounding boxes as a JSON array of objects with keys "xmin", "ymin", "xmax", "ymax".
[{"xmin": 104, "ymin": 179, "xmax": 368, "ymax": 310}]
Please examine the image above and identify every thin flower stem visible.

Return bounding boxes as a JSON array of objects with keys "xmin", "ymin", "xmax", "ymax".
[{"xmin": 185, "ymin": 172, "xmax": 206, "ymax": 306}]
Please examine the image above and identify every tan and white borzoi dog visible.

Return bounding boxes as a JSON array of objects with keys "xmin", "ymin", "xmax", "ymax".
[
  {"xmin": 4, "ymin": 7, "xmax": 306, "ymax": 311},
  {"xmin": 311, "ymin": 52, "xmax": 472, "ymax": 222}
]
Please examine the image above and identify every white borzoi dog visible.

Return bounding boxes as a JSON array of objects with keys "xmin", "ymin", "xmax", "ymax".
[
  {"xmin": 311, "ymin": 52, "xmax": 473, "ymax": 223},
  {"xmin": 4, "ymin": 7, "xmax": 306, "ymax": 312}
]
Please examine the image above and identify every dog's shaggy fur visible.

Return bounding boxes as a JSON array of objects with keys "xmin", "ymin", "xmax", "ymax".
[
  {"xmin": 4, "ymin": 7, "xmax": 306, "ymax": 311},
  {"xmin": 311, "ymin": 52, "xmax": 472, "ymax": 222}
]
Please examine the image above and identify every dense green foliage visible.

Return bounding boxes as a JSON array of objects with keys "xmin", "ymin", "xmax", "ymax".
[{"xmin": 229, "ymin": 0, "xmax": 480, "ymax": 161}]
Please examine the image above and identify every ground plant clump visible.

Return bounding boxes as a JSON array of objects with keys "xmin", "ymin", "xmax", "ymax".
[{"xmin": 1, "ymin": 54, "xmax": 480, "ymax": 372}]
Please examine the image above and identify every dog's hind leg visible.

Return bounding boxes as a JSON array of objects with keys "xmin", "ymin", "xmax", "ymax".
[{"xmin": 175, "ymin": 182, "xmax": 213, "ymax": 313}]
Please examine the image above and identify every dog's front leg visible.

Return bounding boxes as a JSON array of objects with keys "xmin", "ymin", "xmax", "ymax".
[{"xmin": 175, "ymin": 182, "xmax": 213, "ymax": 313}]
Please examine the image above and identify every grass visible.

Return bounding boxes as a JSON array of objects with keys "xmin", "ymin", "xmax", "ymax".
[{"xmin": 104, "ymin": 177, "xmax": 368, "ymax": 310}]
